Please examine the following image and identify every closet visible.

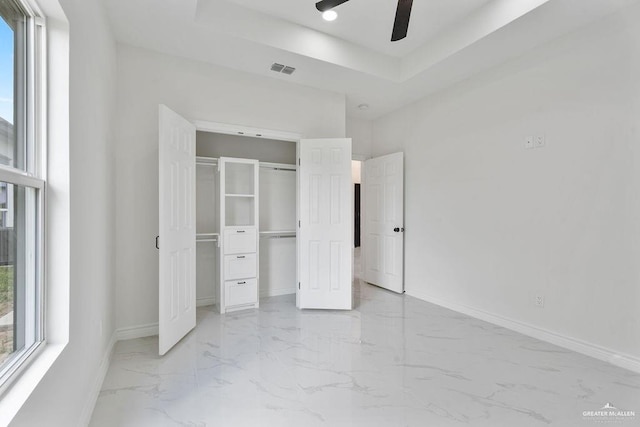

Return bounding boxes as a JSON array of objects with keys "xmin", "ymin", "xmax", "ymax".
[
  {"xmin": 158, "ymin": 105, "xmax": 353, "ymax": 355},
  {"xmin": 194, "ymin": 132, "xmax": 297, "ymax": 313}
]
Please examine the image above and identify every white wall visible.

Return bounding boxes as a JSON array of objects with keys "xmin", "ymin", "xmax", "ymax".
[
  {"xmin": 114, "ymin": 45, "xmax": 346, "ymax": 331},
  {"xmin": 10, "ymin": 0, "xmax": 117, "ymax": 425},
  {"xmin": 372, "ymin": 7, "xmax": 640, "ymax": 363},
  {"xmin": 197, "ymin": 132, "xmax": 297, "ymax": 164},
  {"xmin": 346, "ymin": 116, "xmax": 373, "ymax": 159}
]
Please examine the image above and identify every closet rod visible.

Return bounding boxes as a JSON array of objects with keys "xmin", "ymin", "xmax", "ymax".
[
  {"xmin": 259, "ymin": 162, "xmax": 296, "ymax": 172},
  {"xmin": 196, "ymin": 238, "xmax": 218, "ymax": 243},
  {"xmin": 260, "ymin": 167, "xmax": 296, "ymax": 172},
  {"xmin": 261, "ymin": 235, "xmax": 296, "ymax": 239}
]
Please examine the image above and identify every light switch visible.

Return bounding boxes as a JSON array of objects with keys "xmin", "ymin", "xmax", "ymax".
[{"xmin": 535, "ymin": 135, "xmax": 545, "ymax": 148}]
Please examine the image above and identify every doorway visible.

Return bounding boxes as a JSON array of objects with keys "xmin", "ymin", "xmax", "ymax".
[{"xmin": 352, "ymin": 159, "xmax": 362, "ymax": 279}]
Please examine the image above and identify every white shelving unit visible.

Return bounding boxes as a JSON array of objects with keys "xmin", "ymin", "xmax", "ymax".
[{"xmin": 218, "ymin": 157, "xmax": 260, "ymax": 313}]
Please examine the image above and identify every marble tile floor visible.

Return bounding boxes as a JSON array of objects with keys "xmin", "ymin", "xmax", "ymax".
[{"xmin": 90, "ymin": 281, "xmax": 640, "ymax": 427}]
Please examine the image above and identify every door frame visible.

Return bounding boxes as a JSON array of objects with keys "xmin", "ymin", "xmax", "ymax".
[
  {"xmin": 351, "ymin": 154, "xmax": 367, "ymax": 282},
  {"xmin": 182, "ymin": 118, "xmax": 358, "ymax": 311},
  {"xmin": 193, "ymin": 120, "xmax": 301, "ymax": 143}
]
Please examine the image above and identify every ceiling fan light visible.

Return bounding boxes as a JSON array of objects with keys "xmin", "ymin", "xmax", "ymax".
[{"xmin": 322, "ymin": 10, "xmax": 338, "ymax": 21}]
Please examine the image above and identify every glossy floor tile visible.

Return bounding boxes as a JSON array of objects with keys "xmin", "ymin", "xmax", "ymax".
[{"xmin": 90, "ymin": 281, "xmax": 640, "ymax": 426}]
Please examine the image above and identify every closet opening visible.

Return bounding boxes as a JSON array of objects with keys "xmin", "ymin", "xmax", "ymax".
[{"xmin": 195, "ymin": 130, "xmax": 298, "ymax": 313}]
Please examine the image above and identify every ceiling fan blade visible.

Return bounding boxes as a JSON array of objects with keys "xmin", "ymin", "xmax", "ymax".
[
  {"xmin": 391, "ymin": 0, "xmax": 413, "ymax": 42},
  {"xmin": 315, "ymin": 0, "xmax": 350, "ymax": 12}
]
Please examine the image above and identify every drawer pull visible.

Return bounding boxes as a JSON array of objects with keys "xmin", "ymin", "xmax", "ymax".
[
  {"xmin": 237, "ymin": 230, "xmax": 246, "ymax": 233},
  {"xmin": 237, "ymin": 255, "xmax": 245, "ymax": 259},
  {"xmin": 237, "ymin": 281, "xmax": 246, "ymax": 285}
]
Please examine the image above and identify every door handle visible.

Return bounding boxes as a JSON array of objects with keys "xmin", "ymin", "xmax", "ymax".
[
  {"xmin": 155, "ymin": 236, "xmax": 159, "ymax": 249},
  {"xmin": 393, "ymin": 227, "xmax": 405, "ymax": 233}
]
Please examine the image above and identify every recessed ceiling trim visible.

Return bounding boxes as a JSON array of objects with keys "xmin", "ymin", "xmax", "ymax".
[
  {"xmin": 107, "ymin": 0, "xmax": 640, "ymax": 121},
  {"xmin": 401, "ymin": 0, "xmax": 552, "ymax": 79},
  {"xmin": 195, "ymin": 0, "xmax": 400, "ymax": 80}
]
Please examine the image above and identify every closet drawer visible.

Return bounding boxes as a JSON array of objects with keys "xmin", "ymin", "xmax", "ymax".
[
  {"xmin": 223, "ymin": 228, "xmax": 257, "ymax": 254},
  {"xmin": 225, "ymin": 278, "xmax": 258, "ymax": 307},
  {"xmin": 224, "ymin": 254, "xmax": 257, "ymax": 280}
]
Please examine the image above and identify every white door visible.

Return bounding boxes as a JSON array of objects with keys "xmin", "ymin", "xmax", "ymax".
[
  {"xmin": 158, "ymin": 105, "xmax": 196, "ymax": 355},
  {"xmin": 363, "ymin": 152, "xmax": 404, "ymax": 293},
  {"xmin": 298, "ymin": 138, "xmax": 353, "ymax": 310}
]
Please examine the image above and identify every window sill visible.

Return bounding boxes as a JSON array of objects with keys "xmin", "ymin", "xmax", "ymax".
[{"xmin": 0, "ymin": 342, "xmax": 66, "ymax": 425}]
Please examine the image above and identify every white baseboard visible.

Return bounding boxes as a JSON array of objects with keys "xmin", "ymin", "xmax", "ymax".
[
  {"xmin": 115, "ymin": 289, "xmax": 294, "ymax": 341},
  {"xmin": 408, "ymin": 289, "xmax": 640, "ymax": 375},
  {"xmin": 115, "ymin": 323, "xmax": 159, "ymax": 341},
  {"xmin": 197, "ymin": 297, "xmax": 216, "ymax": 307},
  {"xmin": 79, "ymin": 331, "xmax": 117, "ymax": 426},
  {"xmin": 260, "ymin": 288, "xmax": 295, "ymax": 298}
]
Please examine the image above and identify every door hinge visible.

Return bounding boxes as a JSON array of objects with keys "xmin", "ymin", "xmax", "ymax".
[
  {"xmin": 298, "ymin": 220, "xmax": 301, "ymax": 228},
  {"xmin": 298, "ymin": 282, "xmax": 300, "ymax": 290},
  {"xmin": 298, "ymin": 158, "xmax": 301, "ymax": 166}
]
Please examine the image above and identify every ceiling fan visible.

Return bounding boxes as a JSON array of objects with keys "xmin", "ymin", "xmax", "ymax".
[{"xmin": 315, "ymin": 0, "xmax": 413, "ymax": 42}]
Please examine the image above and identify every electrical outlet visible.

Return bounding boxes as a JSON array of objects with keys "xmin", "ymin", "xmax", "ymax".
[
  {"xmin": 535, "ymin": 295, "xmax": 545, "ymax": 308},
  {"xmin": 525, "ymin": 136, "xmax": 534, "ymax": 149},
  {"xmin": 535, "ymin": 135, "xmax": 545, "ymax": 148}
]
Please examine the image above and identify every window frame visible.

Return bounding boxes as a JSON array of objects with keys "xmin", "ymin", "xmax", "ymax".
[{"xmin": 0, "ymin": 0, "xmax": 46, "ymax": 394}]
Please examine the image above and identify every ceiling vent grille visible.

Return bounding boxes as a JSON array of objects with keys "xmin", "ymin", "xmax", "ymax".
[
  {"xmin": 271, "ymin": 63, "xmax": 296, "ymax": 75},
  {"xmin": 270, "ymin": 63, "xmax": 285, "ymax": 72}
]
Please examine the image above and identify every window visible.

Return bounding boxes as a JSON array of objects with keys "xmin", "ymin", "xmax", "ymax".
[{"xmin": 0, "ymin": 0, "xmax": 44, "ymax": 390}]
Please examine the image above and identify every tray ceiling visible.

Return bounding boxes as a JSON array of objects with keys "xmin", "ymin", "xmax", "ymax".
[{"xmin": 105, "ymin": 0, "xmax": 640, "ymax": 119}]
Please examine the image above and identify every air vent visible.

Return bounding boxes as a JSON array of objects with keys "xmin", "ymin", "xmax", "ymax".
[
  {"xmin": 270, "ymin": 63, "xmax": 296, "ymax": 75},
  {"xmin": 270, "ymin": 63, "xmax": 285, "ymax": 72}
]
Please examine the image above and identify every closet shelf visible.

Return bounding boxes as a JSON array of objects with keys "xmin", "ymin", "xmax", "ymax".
[
  {"xmin": 197, "ymin": 232, "xmax": 219, "ymax": 242},
  {"xmin": 196, "ymin": 156, "xmax": 219, "ymax": 166}
]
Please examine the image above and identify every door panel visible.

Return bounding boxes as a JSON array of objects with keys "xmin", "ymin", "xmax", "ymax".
[
  {"xmin": 363, "ymin": 152, "xmax": 404, "ymax": 293},
  {"xmin": 299, "ymin": 138, "xmax": 352, "ymax": 309},
  {"xmin": 159, "ymin": 105, "xmax": 196, "ymax": 355}
]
